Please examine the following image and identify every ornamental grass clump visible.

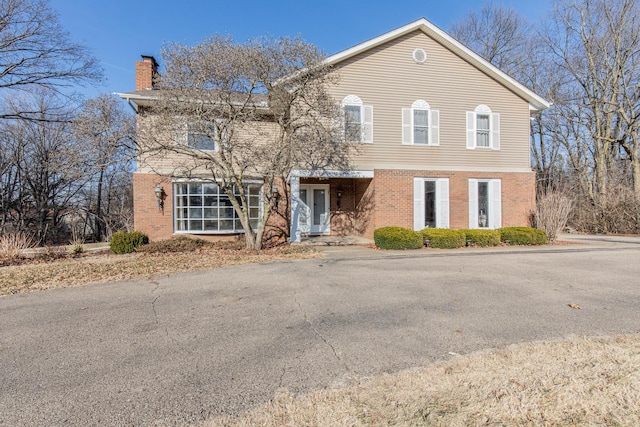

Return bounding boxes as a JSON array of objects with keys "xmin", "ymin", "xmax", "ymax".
[
  {"xmin": 374, "ymin": 227, "xmax": 423, "ymax": 250},
  {"xmin": 109, "ymin": 230, "xmax": 149, "ymax": 254},
  {"xmin": 0, "ymin": 232, "xmax": 34, "ymax": 265},
  {"xmin": 499, "ymin": 227, "xmax": 547, "ymax": 245},
  {"xmin": 420, "ymin": 228, "xmax": 466, "ymax": 249},
  {"xmin": 462, "ymin": 229, "xmax": 501, "ymax": 247}
]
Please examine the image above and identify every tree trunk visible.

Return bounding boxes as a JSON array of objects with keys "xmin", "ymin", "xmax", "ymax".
[{"xmin": 94, "ymin": 168, "xmax": 104, "ymax": 242}]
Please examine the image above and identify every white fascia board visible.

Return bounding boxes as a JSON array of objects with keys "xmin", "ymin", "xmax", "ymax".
[
  {"xmin": 171, "ymin": 177, "xmax": 264, "ymax": 184},
  {"xmin": 114, "ymin": 91, "xmax": 270, "ymax": 109},
  {"xmin": 114, "ymin": 91, "xmax": 158, "ymax": 102},
  {"xmin": 288, "ymin": 169, "xmax": 375, "ymax": 181},
  {"xmin": 325, "ymin": 18, "xmax": 550, "ymax": 112}
]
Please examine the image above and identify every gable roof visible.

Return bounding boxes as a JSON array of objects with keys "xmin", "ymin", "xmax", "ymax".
[{"xmin": 325, "ymin": 18, "xmax": 550, "ymax": 112}]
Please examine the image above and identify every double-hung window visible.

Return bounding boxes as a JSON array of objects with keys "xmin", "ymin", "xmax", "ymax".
[
  {"xmin": 468, "ymin": 179, "xmax": 501, "ymax": 229},
  {"xmin": 174, "ymin": 181, "xmax": 261, "ymax": 233},
  {"xmin": 183, "ymin": 122, "xmax": 218, "ymax": 151},
  {"xmin": 476, "ymin": 114, "xmax": 490, "ymax": 147},
  {"xmin": 466, "ymin": 105, "xmax": 500, "ymax": 150},
  {"xmin": 413, "ymin": 177, "xmax": 449, "ymax": 230},
  {"xmin": 342, "ymin": 95, "xmax": 373, "ymax": 143},
  {"xmin": 403, "ymin": 100, "xmax": 439, "ymax": 146}
]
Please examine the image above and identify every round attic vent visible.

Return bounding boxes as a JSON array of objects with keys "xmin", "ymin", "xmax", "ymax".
[{"xmin": 413, "ymin": 48, "xmax": 427, "ymax": 64}]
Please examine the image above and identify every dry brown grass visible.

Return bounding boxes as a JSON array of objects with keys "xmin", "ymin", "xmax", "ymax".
[
  {"xmin": 0, "ymin": 246, "xmax": 320, "ymax": 296},
  {"xmin": 209, "ymin": 335, "xmax": 640, "ymax": 426}
]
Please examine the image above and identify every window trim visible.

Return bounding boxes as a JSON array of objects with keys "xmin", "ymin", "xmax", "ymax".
[
  {"xmin": 173, "ymin": 180, "xmax": 263, "ymax": 234},
  {"xmin": 181, "ymin": 121, "xmax": 219, "ymax": 152},
  {"xmin": 413, "ymin": 177, "xmax": 449, "ymax": 230},
  {"xmin": 341, "ymin": 95, "xmax": 373, "ymax": 143},
  {"xmin": 402, "ymin": 100, "xmax": 439, "ymax": 146},
  {"xmin": 468, "ymin": 178, "xmax": 502, "ymax": 229},
  {"xmin": 466, "ymin": 105, "xmax": 500, "ymax": 150}
]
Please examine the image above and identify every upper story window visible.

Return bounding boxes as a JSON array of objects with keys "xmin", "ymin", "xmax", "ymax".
[
  {"xmin": 466, "ymin": 105, "xmax": 500, "ymax": 150},
  {"xmin": 182, "ymin": 122, "xmax": 218, "ymax": 151},
  {"xmin": 341, "ymin": 95, "xmax": 373, "ymax": 143},
  {"xmin": 402, "ymin": 100, "xmax": 439, "ymax": 146}
]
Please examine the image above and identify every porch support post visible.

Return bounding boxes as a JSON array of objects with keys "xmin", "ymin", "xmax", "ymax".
[{"xmin": 289, "ymin": 175, "xmax": 301, "ymax": 243}]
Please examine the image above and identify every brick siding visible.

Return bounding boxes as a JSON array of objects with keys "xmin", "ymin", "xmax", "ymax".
[
  {"xmin": 372, "ymin": 169, "xmax": 536, "ymax": 234},
  {"xmin": 134, "ymin": 170, "xmax": 535, "ymax": 242}
]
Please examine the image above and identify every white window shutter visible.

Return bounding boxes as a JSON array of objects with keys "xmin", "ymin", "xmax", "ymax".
[
  {"xmin": 490, "ymin": 179, "xmax": 502, "ymax": 229},
  {"xmin": 430, "ymin": 110, "xmax": 440, "ymax": 146},
  {"xmin": 491, "ymin": 113, "xmax": 500, "ymax": 150},
  {"xmin": 177, "ymin": 122, "xmax": 188, "ymax": 146},
  {"xmin": 466, "ymin": 112, "xmax": 476, "ymax": 149},
  {"xmin": 413, "ymin": 178, "xmax": 425, "ymax": 231},
  {"xmin": 363, "ymin": 105, "xmax": 373, "ymax": 143},
  {"xmin": 402, "ymin": 108, "xmax": 412, "ymax": 145},
  {"xmin": 468, "ymin": 179, "xmax": 478, "ymax": 228},
  {"xmin": 436, "ymin": 178, "xmax": 449, "ymax": 228},
  {"xmin": 337, "ymin": 106, "xmax": 348, "ymax": 142}
]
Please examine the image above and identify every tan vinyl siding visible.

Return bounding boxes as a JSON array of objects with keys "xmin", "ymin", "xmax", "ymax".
[
  {"xmin": 330, "ymin": 30, "xmax": 532, "ymax": 172},
  {"xmin": 136, "ymin": 114, "xmax": 277, "ymax": 175}
]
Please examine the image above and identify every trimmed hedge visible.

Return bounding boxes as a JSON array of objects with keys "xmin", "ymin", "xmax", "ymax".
[
  {"xmin": 462, "ymin": 229, "xmax": 501, "ymax": 247},
  {"xmin": 420, "ymin": 228, "xmax": 466, "ymax": 249},
  {"xmin": 499, "ymin": 227, "xmax": 547, "ymax": 245},
  {"xmin": 374, "ymin": 226, "xmax": 423, "ymax": 250},
  {"xmin": 110, "ymin": 230, "xmax": 149, "ymax": 254}
]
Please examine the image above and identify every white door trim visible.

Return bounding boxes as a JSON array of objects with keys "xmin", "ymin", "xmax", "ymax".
[{"xmin": 299, "ymin": 184, "xmax": 330, "ymax": 235}]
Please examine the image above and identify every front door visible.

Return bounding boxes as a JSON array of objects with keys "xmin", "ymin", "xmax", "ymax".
[{"xmin": 298, "ymin": 184, "xmax": 330, "ymax": 235}]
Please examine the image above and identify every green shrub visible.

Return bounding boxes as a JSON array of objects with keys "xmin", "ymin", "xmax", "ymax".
[
  {"xmin": 374, "ymin": 226, "xmax": 423, "ymax": 250},
  {"xmin": 110, "ymin": 230, "xmax": 149, "ymax": 254},
  {"xmin": 462, "ymin": 229, "xmax": 501, "ymax": 247},
  {"xmin": 420, "ymin": 228, "xmax": 466, "ymax": 249},
  {"xmin": 499, "ymin": 227, "xmax": 547, "ymax": 245}
]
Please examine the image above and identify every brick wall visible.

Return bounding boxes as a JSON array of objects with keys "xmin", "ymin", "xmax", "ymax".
[
  {"xmin": 135, "ymin": 56, "xmax": 157, "ymax": 91},
  {"xmin": 300, "ymin": 177, "xmax": 375, "ymax": 237},
  {"xmin": 372, "ymin": 169, "xmax": 536, "ymax": 233},
  {"xmin": 132, "ymin": 173, "xmax": 174, "ymax": 241},
  {"xmin": 133, "ymin": 173, "xmax": 281, "ymax": 244},
  {"xmin": 134, "ymin": 170, "xmax": 535, "ymax": 242}
]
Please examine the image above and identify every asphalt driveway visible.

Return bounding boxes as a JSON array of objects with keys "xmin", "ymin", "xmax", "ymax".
[{"xmin": 1, "ymin": 235, "xmax": 640, "ymax": 426}]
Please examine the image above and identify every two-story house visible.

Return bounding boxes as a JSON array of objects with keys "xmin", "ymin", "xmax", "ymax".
[{"xmin": 119, "ymin": 18, "xmax": 549, "ymax": 243}]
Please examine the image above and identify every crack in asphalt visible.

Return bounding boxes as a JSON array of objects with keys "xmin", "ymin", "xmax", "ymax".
[
  {"xmin": 150, "ymin": 280, "xmax": 161, "ymax": 325},
  {"xmin": 147, "ymin": 280, "xmax": 204, "ymax": 400},
  {"xmin": 149, "ymin": 280, "xmax": 175, "ymax": 342},
  {"xmin": 277, "ymin": 364, "xmax": 286, "ymax": 389},
  {"xmin": 293, "ymin": 289, "xmax": 351, "ymax": 374}
]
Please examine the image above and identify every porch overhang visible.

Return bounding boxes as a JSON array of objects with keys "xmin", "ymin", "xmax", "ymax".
[
  {"xmin": 288, "ymin": 169, "xmax": 374, "ymax": 243},
  {"xmin": 288, "ymin": 169, "xmax": 374, "ymax": 181}
]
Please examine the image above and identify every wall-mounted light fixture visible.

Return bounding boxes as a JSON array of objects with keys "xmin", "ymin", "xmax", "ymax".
[
  {"xmin": 272, "ymin": 187, "xmax": 279, "ymax": 210},
  {"xmin": 336, "ymin": 188, "xmax": 343, "ymax": 209},
  {"xmin": 154, "ymin": 184, "xmax": 166, "ymax": 214}
]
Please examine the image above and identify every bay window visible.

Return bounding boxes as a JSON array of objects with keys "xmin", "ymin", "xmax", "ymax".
[{"xmin": 174, "ymin": 182, "xmax": 261, "ymax": 233}]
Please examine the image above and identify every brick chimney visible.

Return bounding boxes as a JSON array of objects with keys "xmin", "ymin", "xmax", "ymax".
[{"xmin": 135, "ymin": 55, "xmax": 159, "ymax": 91}]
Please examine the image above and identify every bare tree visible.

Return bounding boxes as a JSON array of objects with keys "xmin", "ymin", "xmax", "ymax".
[
  {"xmin": 1, "ymin": 89, "xmax": 90, "ymax": 242},
  {"xmin": 72, "ymin": 94, "xmax": 136, "ymax": 241},
  {"xmin": 139, "ymin": 35, "xmax": 354, "ymax": 249},
  {"xmin": 0, "ymin": 0, "xmax": 102, "ymax": 120},
  {"xmin": 449, "ymin": 2, "xmax": 532, "ymax": 77},
  {"xmin": 543, "ymin": 0, "xmax": 640, "ymax": 231}
]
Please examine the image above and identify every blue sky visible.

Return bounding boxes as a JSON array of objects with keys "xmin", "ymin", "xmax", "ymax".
[{"xmin": 49, "ymin": 0, "xmax": 552, "ymax": 97}]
